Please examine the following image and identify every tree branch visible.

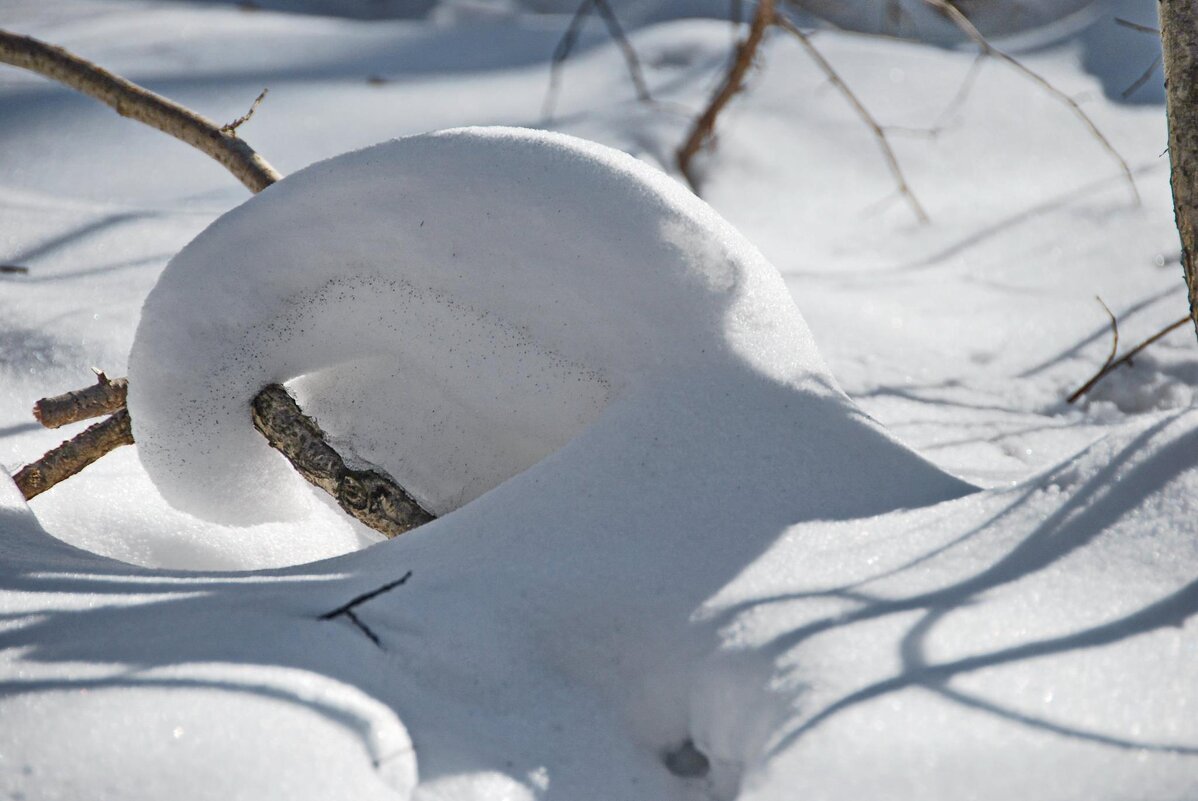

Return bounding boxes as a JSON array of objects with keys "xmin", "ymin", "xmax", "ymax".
[
  {"xmin": 0, "ymin": 29, "xmax": 281, "ymax": 193},
  {"xmin": 774, "ymin": 15, "xmax": 928, "ymax": 223},
  {"xmin": 1067, "ymin": 314, "xmax": 1190, "ymax": 404},
  {"xmin": 14, "ymin": 411, "xmax": 134, "ymax": 500},
  {"xmin": 33, "ymin": 372, "xmax": 127, "ymax": 429},
  {"xmin": 251, "ymin": 384, "xmax": 435, "ymax": 538},
  {"xmin": 921, "ymin": 0, "xmax": 1140, "ymax": 205},
  {"xmin": 676, "ymin": 0, "xmax": 775, "ymax": 191}
]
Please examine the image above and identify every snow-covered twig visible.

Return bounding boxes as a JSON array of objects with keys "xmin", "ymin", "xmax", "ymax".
[
  {"xmin": 0, "ymin": 29, "xmax": 281, "ymax": 193},
  {"xmin": 922, "ymin": 0, "xmax": 1140, "ymax": 205},
  {"xmin": 14, "ymin": 411, "xmax": 133, "ymax": 500}
]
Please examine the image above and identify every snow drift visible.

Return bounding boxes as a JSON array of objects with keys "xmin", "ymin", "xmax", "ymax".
[{"xmin": 128, "ymin": 126, "xmax": 970, "ymax": 524}]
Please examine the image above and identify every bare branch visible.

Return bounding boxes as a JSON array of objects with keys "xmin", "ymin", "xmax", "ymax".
[
  {"xmin": 251, "ymin": 384, "xmax": 435, "ymax": 538},
  {"xmin": 542, "ymin": 0, "xmax": 652, "ymax": 122},
  {"xmin": 1121, "ymin": 55, "xmax": 1161, "ymax": 100},
  {"xmin": 0, "ymin": 265, "xmax": 29, "ymax": 274},
  {"xmin": 221, "ymin": 87, "xmax": 268, "ymax": 135},
  {"xmin": 1114, "ymin": 18, "xmax": 1158, "ymax": 36},
  {"xmin": 1067, "ymin": 314, "xmax": 1190, "ymax": 404},
  {"xmin": 921, "ymin": 0, "xmax": 1140, "ymax": 205},
  {"xmin": 0, "ymin": 29, "xmax": 281, "ymax": 193},
  {"xmin": 775, "ymin": 15, "xmax": 928, "ymax": 223},
  {"xmin": 676, "ymin": 0, "xmax": 775, "ymax": 191},
  {"xmin": 33, "ymin": 372, "xmax": 128, "ymax": 429},
  {"xmin": 14, "ymin": 411, "xmax": 134, "ymax": 500}
]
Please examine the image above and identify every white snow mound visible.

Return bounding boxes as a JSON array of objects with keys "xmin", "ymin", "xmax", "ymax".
[{"xmin": 129, "ymin": 126, "xmax": 968, "ymax": 525}]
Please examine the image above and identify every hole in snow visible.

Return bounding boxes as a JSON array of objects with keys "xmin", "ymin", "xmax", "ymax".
[{"xmin": 663, "ymin": 739, "xmax": 710, "ymax": 778}]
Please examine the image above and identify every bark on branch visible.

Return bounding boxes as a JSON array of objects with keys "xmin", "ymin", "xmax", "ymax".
[
  {"xmin": 251, "ymin": 384, "xmax": 435, "ymax": 538},
  {"xmin": 0, "ymin": 29, "xmax": 281, "ymax": 193},
  {"xmin": 33, "ymin": 373, "xmax": 127, "ymax": 429},
  {"xmin": 1159, "ymin": 0, "xmax": 1198, "ymax": 342},
  {"xmin": 14, "ymin": 411, "xmax": 134, "ymax": 500}
]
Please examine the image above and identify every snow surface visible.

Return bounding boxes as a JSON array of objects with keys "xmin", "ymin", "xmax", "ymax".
[{"xmin": 1, "ymin": 0, "xmax": 1196, "ymax": 798}]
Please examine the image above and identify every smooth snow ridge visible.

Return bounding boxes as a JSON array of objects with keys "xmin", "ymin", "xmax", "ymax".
[{"xmin": 129, "ymin": 126, "xmax": 936, "ymax": 524}]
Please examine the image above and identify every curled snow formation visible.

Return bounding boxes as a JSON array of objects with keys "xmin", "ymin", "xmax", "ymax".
[{"xmin": 129, "ymin": 127, "xmax": 966, "ymax": 526}]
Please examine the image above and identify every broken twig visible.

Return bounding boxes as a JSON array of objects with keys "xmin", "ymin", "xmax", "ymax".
[
  {"xmin": 14, "ymin": 411, "xmax": 134, "ymax": 500},
  {"xmin": 33, "ymin": 372, "xmax": 127, "ymax": 429},
  {"xmin": 220, "ymin": 87, "xmax": 268, "ymax": 135}
]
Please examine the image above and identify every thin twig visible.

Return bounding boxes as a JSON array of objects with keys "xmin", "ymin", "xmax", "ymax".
[
  {"xmin": 251, "ymin": 384, "xmax": 435, "ymax": 538},
  {"xmin": 14, "ymin": 411, "xmax": 134, "ymax": 500},
  {"xmin": 0, "ymin": 265, "xmax": 29, "ymax": 274},
  {"xmin": 220, "ymin": 87, "xmax": 268, "ymax": 135},
  {"xmin": 0, "ymin": 29, "xmax": 281, "ymax": 193},
  {"xmin": 922, "ymin": 0, "xmax": 1140, "ymax": 205},
  {"xmin": 320, "ymin": 570, "xmax": 414, "ymax": 648},
  {"xmin": 592, "ymin": 0, "xmax": 652, "ymax": 103},
  {"xmin": 676, "ymin": 0, "xmax": 775, "ymax": 191},
  {"xmin": 1121, "ymin": 55, "xmax": 1161, "ymax": 100},
  {"xmin": 1067, "ymin": 314, "xmax": 1190, "ymax": 404},
  {"xmin": 542, "ymin": 0, "xmax": 652, "ymax": 121},
  {"xmin": 1114, "ymin": 18, "xmax": 1158, "ymax": 36},
  {"xmin": 775, "ymin": 15, "xmax": 929, "ymax": 223},
  {"xmin": 933, "ymin": 51, "xmax": 986, "ymax": 130},
  {"xmin": 33, "ymin": 372, "xmax": 127, "ymax": 429}
]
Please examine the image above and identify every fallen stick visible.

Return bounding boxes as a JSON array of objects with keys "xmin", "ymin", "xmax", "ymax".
[
  {"xmin": 33, "ymin": 373, "xmax": 128, "ymax": 429},
  {"xmin": 1067, "ymin": 314, "xmax": 1190, "ymax": 404},
  {"xmin": 14, "ymin": 411, "xmax": 134, "ymax": 500}
]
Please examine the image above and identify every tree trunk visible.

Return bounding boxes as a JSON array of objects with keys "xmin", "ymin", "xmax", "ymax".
[{"xmin": 1160, "ymin": 0, "xmax": 1198, "ymax": 342}]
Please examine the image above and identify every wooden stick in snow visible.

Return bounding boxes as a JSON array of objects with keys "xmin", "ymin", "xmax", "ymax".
[
  {"xmin": 14, "ymin": 411, "xmax": 134, "ymax": 500},
  {"xmin": 33, "ymin": 372, "xmax": 128, "ymax": 429}
]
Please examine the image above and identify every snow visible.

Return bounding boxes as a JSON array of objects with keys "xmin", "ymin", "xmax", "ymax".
[{"xmin": 1, "ymin": 0, "xmax": 1196, "ymax": 799}]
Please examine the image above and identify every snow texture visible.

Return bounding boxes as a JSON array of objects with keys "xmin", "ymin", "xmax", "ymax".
[{"xmin": 1, "ymin": 1, "xmax": 1197, "ymax": 799}]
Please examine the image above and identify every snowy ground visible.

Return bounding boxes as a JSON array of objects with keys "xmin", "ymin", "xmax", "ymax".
[{"xmin": 0, "ymin": 1, "xmax": 1195, "ymax": 799}]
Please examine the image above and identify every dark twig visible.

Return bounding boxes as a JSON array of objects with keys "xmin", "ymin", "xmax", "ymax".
[
  {"xmin": 1114, "ymin": 18, "xmax": 1158, "ymax": 36},
  {"xmin": 1121, "ymin": 55, "xmax": 1161, "ymax": 100},
  {"xmin": 320, "ymin": 570, "xmax": 414, "ymax": 648},
  {"xmin": 251, "ymin": 384, "xmax": 435, "ymax": 538},
  {"xmin": 923, "ymin": 0, "xmax": 1140, "ymax": 205},
  {"xmin": 775, "ymin": 15, "xmax": 929, "ymax": 223},
  {"xmin": 676, "ymin": 0, "xmax": 775, "ymax": 191},
  {"xmin": 0, "ymin": 264, "xmax": 29, "ymax": 274},
  {"xmin": 1067, "ymin": 314, "xmax": 1190, "ymax": 404},
  {"xmin": 220, "ymin": 87, "xmax": 268, "ymax": 135},
  {"xmin": 542, "ymin": 0, "xmax": 652, "ymax": 121}
]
